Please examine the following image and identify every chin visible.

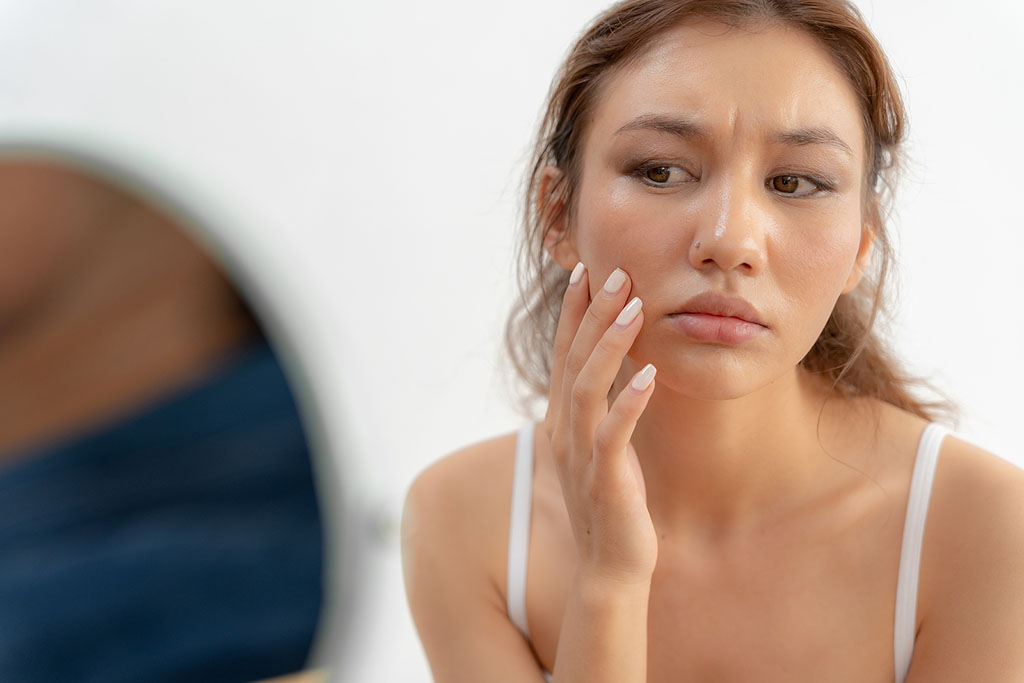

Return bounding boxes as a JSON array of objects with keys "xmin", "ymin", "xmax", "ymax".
[
  {"xmin": 628, "ymin": 335, "xmax": 796, "ymax": 402},
  {"xmin": 660, "ymin": 368, "xmax": 769, "ymax": 401}
]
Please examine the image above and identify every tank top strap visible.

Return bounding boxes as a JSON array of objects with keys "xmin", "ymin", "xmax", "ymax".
[
  {"xmin": 894, "ymin": 421, "xmax": 948, "ymax": 683},
  {"xmin": 507, "ymin": 422, "xmax": 536, "ymax": 640},
  {"xmin": 509, "ymin": 420, "xmax": 947, "ymax": 682}
]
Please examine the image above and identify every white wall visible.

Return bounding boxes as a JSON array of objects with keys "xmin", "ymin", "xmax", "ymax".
[{"xmin": 0, "ymin": 1, "xmax": 1020, "ymax": 680}]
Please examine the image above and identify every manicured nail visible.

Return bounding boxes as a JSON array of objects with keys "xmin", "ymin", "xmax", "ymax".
[
  {"xmin": 569, "ymin": 262, "xmax": 585, "ymax": 285},
  {"xmin": 630, "ymin": 363, "xmax": 656, "ymax": 391},
  {"xmin": 602, "ymin": 268, "xmax": 626, "ymax": 295},
  {"xmin": 614, "ymin": 297, "xmax": 642, "ymax": 328}
]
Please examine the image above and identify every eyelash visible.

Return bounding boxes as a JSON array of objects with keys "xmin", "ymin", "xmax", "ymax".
[
  {"xmin": 769, "ymin": 174, "xmax": 836, "ymax": 197},
  {"xmin": 630, "ymin": 162, "xmax": 836, "ymax": 197},
  {"xmin": 631, "ymin": 163, "xmax": 697, "ymax": 187}
]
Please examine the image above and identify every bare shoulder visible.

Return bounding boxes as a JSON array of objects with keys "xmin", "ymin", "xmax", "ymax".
[
  {"xmin": 928, "ymin": 432, "xmax": 1024, "ymax": 564},
  {"xmin": 407, "ymin": 430, "xmax": 520, "ymax": 500},
  {"xmin": 401, "ymin": 430, "xmax": 549, "ymax": 681},
  {"xmin": 402, "ymin": 430, "xmax": 521, "ymax": 580},
  {"xmin": 402, "ymin": 431, "xmax": 520, "ymax": 563},
  {"xmin": 907, "ymin": 431, "xmax": 1024, "ymax": 680}
]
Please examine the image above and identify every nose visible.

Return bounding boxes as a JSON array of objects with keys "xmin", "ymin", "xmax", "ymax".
[{"xmin": 688, "ymin": 175, "xmax": 768, "ymax": 276}]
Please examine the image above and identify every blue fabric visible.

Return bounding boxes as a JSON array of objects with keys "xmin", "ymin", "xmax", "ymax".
[{"xmin": 0, "ymin": 338, "xmax": 323, "ymax": 683}]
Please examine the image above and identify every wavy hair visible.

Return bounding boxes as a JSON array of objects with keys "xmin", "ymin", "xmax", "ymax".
[{"xmin": 505, "ymin": 0, "xmax": 955, "ymax": 423}]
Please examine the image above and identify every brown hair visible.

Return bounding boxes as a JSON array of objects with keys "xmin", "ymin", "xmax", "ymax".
[{"xmin": 505, "ymin": 0, "xmax": 956, "ymax": 423}]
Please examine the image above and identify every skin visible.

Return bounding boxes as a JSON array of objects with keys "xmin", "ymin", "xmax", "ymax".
[
  {"xmin": 402, "ymin": 21, "xmax": 1024, "ymax": 682},
  {"xmin": 0, "ymin": 161, "xmax": 258, "ymax": 460}
]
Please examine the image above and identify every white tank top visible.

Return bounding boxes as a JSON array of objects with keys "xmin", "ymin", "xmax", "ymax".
[{"xmin": 506, "ymin": 421, "xmax": 948, "ymax": 683}]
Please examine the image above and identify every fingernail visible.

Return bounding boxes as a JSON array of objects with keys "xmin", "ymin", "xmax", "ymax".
[
  {"xmin": 569, "ymin": 262, "xmax": 585, "ymax": 286},
  {"xmin": 630, "ymin": 363, "xmax": 657, "ymax": 392},
  {"xmin": 602, "ymin": 268, "xmax": 626, "ymax": 295},
  {"xmin": 614, "ymin": 297, "xmax": 642, "ymax": 328}
]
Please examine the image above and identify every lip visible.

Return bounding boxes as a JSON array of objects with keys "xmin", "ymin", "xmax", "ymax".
[
  {"xmin": 671, "ymin": 291, "xmax": 766, "ymax": 326},
  {"xmin": 667, "ymin": 291, "xmax": 767, "ymax": 345}
]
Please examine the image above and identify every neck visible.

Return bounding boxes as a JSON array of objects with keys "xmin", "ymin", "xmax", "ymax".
[{"xmin": 622, "ymin": 362, "xmax": 862, "ymax": 546}]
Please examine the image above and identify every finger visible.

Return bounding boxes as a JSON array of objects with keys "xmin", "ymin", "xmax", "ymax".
[
  {"xmin": 560, "ymin": 267, "xmax": 633, "ymax": 433},
  {"xmin": 569, "ymin": 295, "xmax": 645, "ymax": 447},
  {"xmin": 546, "ymin": 262, "xmax": 590, "ymax": 418},
  {"xmin": 592, "ymin": 362, "xmax": 656, "ymax": 476}
]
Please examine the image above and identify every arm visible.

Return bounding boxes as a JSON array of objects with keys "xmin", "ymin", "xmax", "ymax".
[
  {"xmin": 540, "ymin": 263, "xmax": 657, "ymax": 682},
  {"xmin": 551, "ymin": 570, "xmax": 651, "ymax": 681},
  {"xmin": 903, "ymin": 440, "xmax": 1024, "ymax": 681},
  {"xmin": 404, "ymin": 461, "xmax": 654, "ymax": 683},
  {"xmin": 403, "ymin": 264, "xmax": 659, "ymax": 682},
  {"xmin": 402, "ymin": 446, "xmax": 550, "ymax": 683}
]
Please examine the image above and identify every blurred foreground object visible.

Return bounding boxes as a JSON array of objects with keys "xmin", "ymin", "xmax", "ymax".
[
  {"xmin": 0, "ymin": 155, "xmax": 323, "ymax": 682},
  {"xmin": 256, "ymin": 669, "xmax": 329, "ymax": 683}
]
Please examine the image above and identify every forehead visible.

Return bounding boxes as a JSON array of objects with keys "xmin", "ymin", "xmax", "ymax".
[{"xmin": 585, "ymin": 20, "xmax": 866, "ymax": 158}]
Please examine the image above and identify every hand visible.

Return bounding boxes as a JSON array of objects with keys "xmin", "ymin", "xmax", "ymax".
[{"xmin": 542, "ymin": 263, "xmax": 659, "ymax": 585}]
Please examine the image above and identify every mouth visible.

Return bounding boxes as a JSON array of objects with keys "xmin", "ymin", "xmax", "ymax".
[
  {"xmin": 670, "ymin": 291, "xmax": 766, "ymax": 326},
  {"xmin": 667, "ymin": 291, "xmax": 767, "ymax": 345}
]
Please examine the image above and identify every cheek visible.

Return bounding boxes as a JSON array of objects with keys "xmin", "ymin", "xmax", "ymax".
[
  {"xmin": 773, "ymin": 208, "xmax": 864, "ymax": 321},
  {"xmin": 572, "ymin": 174, "xmax": 690, "ymax": 296}
]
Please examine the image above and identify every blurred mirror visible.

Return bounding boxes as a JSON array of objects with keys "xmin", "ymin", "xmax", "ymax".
[{"xmin": 0, "ymin": 151, "xmax": 326, "ymax": 682}]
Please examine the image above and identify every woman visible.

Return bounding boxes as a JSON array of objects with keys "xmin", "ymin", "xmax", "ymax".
[{"xmin": 401, "ymin": 1, "xmax": 1024, "ymax": 681}]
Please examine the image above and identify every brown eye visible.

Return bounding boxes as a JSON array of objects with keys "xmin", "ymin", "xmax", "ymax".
[
  {"xmin": 770, "ymin": 174, "xmax": 827, "ymax": 197},
  {"xmin": 646, "ymin": 166, "xmax": 673, "ymax": 183},
  {"xmin": 772, "ymin": 175, "xmax": 800, "ymax": 193},
  {"xmin": 634, "ymin": 163, "xmax": 692, "ymax": 187}
]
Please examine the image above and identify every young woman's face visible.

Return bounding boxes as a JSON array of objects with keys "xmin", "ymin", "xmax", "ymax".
[{"xmin": 556, "ymin": 21, "xmax": 874, "ymax": 399}]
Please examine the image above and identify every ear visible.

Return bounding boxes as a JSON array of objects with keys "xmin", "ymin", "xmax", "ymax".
[
  {"xmin": 842, "ymin": 222, "xmax": 876, "ymax": 294},
  {"xmin": 538, "ymin": 165, "xmax": 580, "ymax": 271}
]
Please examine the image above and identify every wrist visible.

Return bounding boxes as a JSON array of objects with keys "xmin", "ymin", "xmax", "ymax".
[{"xmin": 574, "ymin": 566, "xmax": 654, "ymax": 599}]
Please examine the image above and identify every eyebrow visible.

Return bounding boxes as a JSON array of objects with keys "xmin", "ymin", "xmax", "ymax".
[
  {"xmin": 772, "ymin": 126, "xmax": 854, "ymax": 157},
  {"xmin": 614, "ymin": 113, "xmax": 711, "ymax": 141},
  {"xmin": 614, "ymin": 114, "xmax": 854, "ymax": 157}
]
